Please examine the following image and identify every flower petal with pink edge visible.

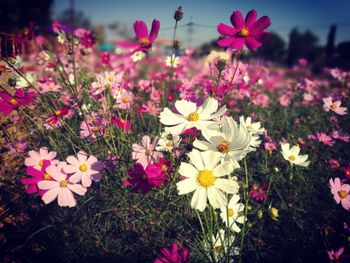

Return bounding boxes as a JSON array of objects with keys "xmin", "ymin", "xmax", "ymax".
[
  {"xmin": 250, "ymin": 16, "xmax": 271, "ymax": 36},
  {"xmin": 230, "ymin": 11, "xmax": 245, "ymax": 29},
  {"xmin": 141, "ymin": 135, "xmax": 151, "ymax": 148},
  {"xmin": 42, "ymin": 187, "xmax": 59, "ymax": 204},
  {"xmin": 68, "ymin": 184, "xmax": 87, "ymax": 196}
]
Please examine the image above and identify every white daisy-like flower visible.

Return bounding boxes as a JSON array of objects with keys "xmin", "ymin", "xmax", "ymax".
[
  {"xmin": 131, "ymin": 51, "xmax": 146, "ymax": 62},
  {"xmin": 239, "ymin": 116, "xmax": 264, "ymax": 135},
  {"xmin": 193, "ymin": 116, "xmax": 250, "ymax": 167},
  {"xmin": 38, "ymin": 165, "xmax": 87, "ymax": 207},
  {"xmin": 176, "ymin": 149, "xmax": 239, "ymax": 212},
  {"xmin": 156, "ymin": 129, "xmax": 181, "ymax": 152},
  {"xmin": 165, "ymin": 54, "xmax": 180, "ymax": 68},
  {"xmin": 205, "ymin": 229, "xmax": 239, "ymax": 261},
  {"xmin": 281, "ymin": 143, "xmax": 310, "ymax": 167},
  {"xmin": 16, "ymin": 73, "xmax": 36, "ymax": 88},
  {"xmin": 220, "ymin": 194, "xmax": 245, "ymax": 233},
  {"xmin": 159, "ymin": 97, "xmax": 227, "ymax": 135}
]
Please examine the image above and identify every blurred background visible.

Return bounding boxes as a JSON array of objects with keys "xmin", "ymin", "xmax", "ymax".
[{"xmin": 1, "ymin": 0, "xmax": 350, "ymax": 69}]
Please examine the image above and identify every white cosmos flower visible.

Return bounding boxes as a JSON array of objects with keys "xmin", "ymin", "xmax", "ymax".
[
  {"xmin": 37, "ymin": 165, "xmax": 87, "ymax": 207},
  {"xmin": 159, "ymin": 97, "xmax": 227, "ymax": 135},
  {"xmin": 176, "ymin": 149, "xmax": 239, "ymax": 212},
  {"xmin": 193, "ymin": 116, "xmax": 250, "ymax": 167},
  {"xmin": 16, "ymin": 73, "xmax": 36, "ymax": 88},
  {"xmin": 281, "ymin": 143, "xmax": 310, "ymax": 167},
  {"xmin": 220, "ymin": 194, "xmax": 245, "ymax": 233},
  {"xmin": 131, "ymin": 51, "xmax": 145, "ymax": 62},
  {"xmin": 239, "ymin": 116, "xmax": 264, "ymax": 135},
  {"xmin": 165, "ymin": 54, "xmax": 180, "ymax": 67},
  {"xmin": 205, "ymin": 229, "xmax": 239, "ymax": 261},
  {"xmin": 156, "ymin": 129, "xmax": 181, "ymax": 152}
]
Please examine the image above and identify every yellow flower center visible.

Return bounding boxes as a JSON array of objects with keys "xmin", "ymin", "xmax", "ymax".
[
  {"xmin": 198, "ymin": 170, "xmax": 216, "ymax": 187},
  {"xmin": 187, "ymin": 112, "xmax": 199, "ymax": 122},
  {"xmin": 145, "ymin": 149, "xmax": 152, "ymax": 156},
  {"xmin": 227, "ymin": 208, "xmax": 234, "ymax": 217},
  {"xmin": 43, "ymin": 172, "xmax": 51, "ymax": 180},
  {"xmin": 239, "ymin": 27, "xmax": 249, "ymax": 37},
  {"xmin": 246, "ymin": 125, "xmax": 253, "ymax": 131},
  {"xmin": 119, "ymin": 118, "xmax": 125, "ymax": 124},
  {"xmin": 49, "ymin": 85, "xmax": 55, "ymax": 90},
  {"xmin": 217, "ymin": 140, "xmax": 230, "ymax": 153},
  {"xmin": 161, "ymin": 165, "xmax": 168, "ymax": 172},
  {"xmin": 91, "ymin": 126, "xmax": 99, "ymax": 132},
  {"xmin": 60, "ymin": 180, "xmax": 68, "ymax": 187},
  {"xmin": 105, "ymin": 83, "xmax": 112, "ymax": 89},
  {"xmin": 330, "ymin": 104, "xmax": 337, "ymax": 110},
  {"xmin": 79, "ymin": 164, "xmax": 88, "ymax": 172},
  {"xmin": 139, "ymin": 37, "xmax": 150, "ymax": 47},
  {"xmin": 339, "ymin": 190, "xmax": 348, "ymax": 199},
  {"xmin": 55, "ymin": 110, "xmax": 61, "ymax": 116},
  {"xmin": 123, "ymin": 97, "xmax": 130, "ymax": 103},
  {"xmin": 108, "ymin": 76, "xmax": 115, "ymax": 82},
  {"xmin": 214, "ymin": 245, "xmax": 222, "ymax": 254},
  {"xmin": 39, "ymin": 159, "xmax": 44, "ymax": 167},
  {"xmin": 166, "ymin": 141, "xmax": 173, "ymax": 147},
  {"xmin": 10, "ymin": 98, "xmax": 18, "ymax": 105},
  {"xmin": 288, "ymin": 155, "xmax": 296, "ymax": 161}
]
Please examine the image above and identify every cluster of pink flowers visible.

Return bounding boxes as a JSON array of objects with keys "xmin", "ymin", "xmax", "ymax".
[{"xmin": 22, "ymin": 147, "xmax": 103, "ymax": 207}]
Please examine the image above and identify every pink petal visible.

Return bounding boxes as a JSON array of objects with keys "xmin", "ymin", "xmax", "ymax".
[
  {"xmin": 141, "ymin": 136, "xmax": 151, "ymax": 148},
  {"xmin": 77, "ymin": 151, "xmax": 88, "ymax": 163},
  {"xmin": 245, "ymin": 36, "xmax": 262, "ymax": 50},
  {"xmin": 134, "ymin": 20, "xmax": 148, "ymax": 40},
  {"xmin": 245, "ymin": 9, "xmax": 257, "ymax": 27},
  {"xmin": 230, "ymin": 38, "xmax": 245, "ymax": 51},
  {"xmin": 68, "ymin": 171, "xmax": 82, "ymax": 183},
  {"xmin": 66, "ymin": 156, "xmax": 80, "ymax": 166},
  {"xmin": 250, "ymin": 16, "xmax": 271, "ymax": 36},
  {"xmin": 63, "ymin": 164, "xmax": 78, "ymax": 174},
  {"xmin": 81, "ymin": 174, "xmax": 92, "ymax": 187},
  {"xmin": 217, "ymin": 23, "xmax": 236, "ymax": 36},
  {"xmin": 230, "ymin": 11, "xmax": 245, "ymax": 29},
  {"xmin": 37, "ymin": 180, "xmax": 59, "ymax": 190},
  {"xmin": 149, "ymin": 19, "xmax": 160, "ymax": 42},
  {"xmin": 68, "ymin": 184, "xmax": 87, "ymax": 196},
  {"xmin": 39, "ymin": 147, "xmax": 48, "ymax": 157},
  {"xmin": 42, "ymin": 187, "xmax": 59, "ymax": 204},
  {"xmin": 217, "ymin": 37, "xmax": 235, "ymax": 47}
]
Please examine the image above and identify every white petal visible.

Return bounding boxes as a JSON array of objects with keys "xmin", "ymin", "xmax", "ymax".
[
  {"xmin": 81, "ymin": 174, "xmax": 92, "ymax": 187},
  {"xmin": 213, "ymin": 161, "xmax": 234, "ymax": 177},
  {"xmin": 177, "ymin": 178, "xmax": 199, "ymax": 195},
  {"xmin": 159, "ymin": 108, "xmax": 185, "ymax": 125},
  {"xmin": 175, "ymin": 99, "xmax": 197, "ymax": 117},
  {"xmin": 178, "ymin": 162, "xmax": 198, "ymax": 178},
  {"xmin": 38, "ymin": 180, "xmax": 59, "ymax": 190},
  {"xmin": 188, "ymin": 149, "xmax": 204, "ymax": 170},
  {"xmin": 191, "ymin": 187, "xmax": 207, "ymax": 212},
  {"xmin": 215, "ymin": 178, "xmax": 239, "ymax": 194},
  {"xmin": 68, "ymin": 184, "xmax": 87, "ymax": 196},
  {"xmin": 42, "ymin": 188, "xmax": 59, "ymax": 204}
]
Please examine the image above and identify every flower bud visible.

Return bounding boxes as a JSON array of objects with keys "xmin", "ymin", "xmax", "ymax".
[
  {"xmin": 174, "ymin": 6, "xmax": 184, "ymax": 21},
  {"xmin": 268, "ymin": 206, "xmax": 279, "ymax": 221},
  {"xmin": 216, "ymin": 59, "xmax": 227, "ymax": 72}
]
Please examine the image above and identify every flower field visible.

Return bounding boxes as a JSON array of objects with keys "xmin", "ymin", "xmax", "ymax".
[{"xmin": 0, "ymin": 6, "xmax": 350, "ymax": 263}]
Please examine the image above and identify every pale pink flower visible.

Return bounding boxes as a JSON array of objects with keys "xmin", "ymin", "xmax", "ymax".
[
  {"xmin": 25, "ymin": 147, "xmax": 57, "ymax": 170},
  {"xmin": 329, "ymin": 178, "xmax": 350, "ymax": 210},
  {"xmin": 316, "ymin": 132, "xmax": 335, "ymax": 146},
  {"xmin": 63, "ymin": 151, "xmax": 104, "ymax": 187},
  {"xmin": 37, "ymin": 165, "xmax": 87, "ymax": 207},
  {"xmin": 331, "ymin": 131, "xmax": 350, "ymax": 143},
  {"xmin": 132, "ymin": 135, "xmax": 163, "ymax": 168},
  {"xmin": 39, "ymin": 81, "xmax": 60, "ymax": 93},
  {"xmin": 323, "ymin": 97, "xmax": 347, "ymax": 115},
  {"xmin": 328, "ymin": 247, "xmax": 344, "ymax": 262},
  {"xmin": 279, "ymin": 94, "xmax": 291, "ymax": 107},
  {"xmin": 115, "ymin": 89, "xmax": 134, "ymax": 109},
  {"xmin": 141, "ymin": 101, "xmax": 162, "ymax": 116}
]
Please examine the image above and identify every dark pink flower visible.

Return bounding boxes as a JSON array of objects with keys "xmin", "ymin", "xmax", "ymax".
[
  {"xmin": 133, "ymin": 19, "xmax": 160, "ymax": 52},
  {"xmin": 328, "ymin": 247, "xmax": 344, "ymax": 262},
  {"xmin": 0, "ymin": 89, "xmax": 35, "ymax": 116},
  {"xmin": 21, "ymin": 160, "xmax": 51, "ymax": 195},
  {"xmin": 124, "ymin": 163, "xmax": 167, "ymax": 193},
  {"xmin": 112, "ymin": 116, "xmax": 131, "ymax": 133},
  {"xmin": 250, "ymin": 183, "xmax": 267, "ymax": 201},
  {"xmin": 154, "ymin": 242, "xmax": 189, "ymax": 263},
  {"xmin": 217, "ymin": 9, "xmax": 270, "ymax": 51}
]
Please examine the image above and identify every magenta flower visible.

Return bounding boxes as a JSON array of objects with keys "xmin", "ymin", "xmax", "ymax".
[
  {"xmin": 0, "ymin": 89, "xmax": 35, "ymax": 116},
  {"xmin": 330, "ymin": 178, "xmax": 350, "ymax": 210},
  {"xmin": 63, "ymin": 151, "xmax": 104, "ymax": 187},
  {"xmin": 111, "ymin": 116, "xmax": 131, "ymax": 133},
  {"xmin": 132, "ymin": 135, "xmax": 163, "ymax": 168},
  {"xmin": 316, "ymin": 132, "xmax": 335, "ymax": 146},
  {"xmin": 124, "ymin": 163, "xmax": 167, "ymax": 193},
  {"xmin": 217, "ymin": 9, "xmax": 271, "ymax": 51},
  {"xmin": 134, "ymin": 19, "xmax": 160, "ymax": 52},
  {"xmin": 22, "ymin": 160, "xmax": 52, "ymax": 195},
  {"xmin": 154, "ymin": 242, "xmax": 189, "ymax": 263},
  {"xmin": 328, "ymin": 247, "xmax": 344, "ymax": 262}
]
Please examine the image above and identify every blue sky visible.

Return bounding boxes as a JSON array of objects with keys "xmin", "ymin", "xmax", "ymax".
[{"xmin": 53, "ymin": 0, "xmax": 350, "ymax": 47}]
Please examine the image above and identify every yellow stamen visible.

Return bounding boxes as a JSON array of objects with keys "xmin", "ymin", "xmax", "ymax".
[
  {"xmin": 39, "ymin": 160, "xmax": 44, "ymax": 167},
  {"xmin": 122, "ymin": 97, "xmax": 130, "ymax": 103},
  {"xmin": 214, "ymin": 245, "xmax": 222, "ymax": 254},
  {"xmin": 288, "ymin": 155, "xmax": 296, "ymax": 161},
  {"xmin": 105, "ymin": 83, "xmax": 112, "ymax": 89},
  {"xmin": 217, "ymin": 140, "xmax": 230, "ymax": 153},
  {"xmin": 145, "ymin": 149, "xmax": 152, "ymax": 156},
  {"xmin": 339, "ymin": 190, "xmax": 348, "ymax": 199},
  {"xmin": 166, "ymin": 141, "xmax": 173, "ymax": 147},
  {"xmin": 239, "ymin": 27, "xmax": 249, "ymax": 37},
  {"xmin": 79, "ymin": 164, "xmax": 88, "ymax": 172},
  {"xmin": 55, "ymin": 110, "xmax": 61, "ymax": 116},
  {"xmin": 60, "ymin": 180, "xmax": 68, "ymax": 187},
  {"xmin": 9, "ymin": 98, "xmax": 18, "ymax": 105},
  {"xmin": 246, "ymin": 125, "xmax": 253, "ymax": 131},
  {"xmin": 330, "ymin": 104, "xmax": 337, "ymax": 110},
  {"xmin": 227, "ymin": 208, "xmax": 234, "ymax": 217},
  {"xmin": 187, "ymin": 112, "xmax": 199, "ymax": 122},
  {"xmin": 108, "ymin": 76, "xmax": 115, "ymax": 82},
  {"xmin": 161, "ymin": 165, "xmax": 168, "ymax": 172},
  {"xmin": 139, "ymin": 37, "xmax": 150, "ymax": 47},
  {"xmin": 91, "ymin": 126, "xmax": 99, "ymax": 132},
  {"xmin": 198, "ymin": 170, "xmax": 216, "ymax": 187},
  {"xmin": 43, "ymin": 173, "xmax": 51, "ymax": 180}
]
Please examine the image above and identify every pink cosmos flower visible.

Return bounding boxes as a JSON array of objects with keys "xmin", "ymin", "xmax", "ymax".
[
  {"xmin": 133, "ymin": 19, "xmax": 160, "ymax": 52},
  {"xmin": 331, "ymin": 131, "xmax": 350, "ymax": 143},
  {"xmin": 124, "ymin": 163, "xmax": 167, "ymax": 193},
  {"xmin": 132, "ymin": 135, "xmax": 163, "ymax": 167},
  {"xmin": 328, "ymin": 247, "xmax": 344, "ymax": 262},
  {"xmin": 111, "ymin": 116, "xmax": 131, "ymax": 133},
  {"xmin": 328, "ymin": 159, "xmax": 340, "ymax": 169},
  {"xmin": 47, "ymin": 107, "xmax": 69, "ymax": 127},
  {"xmin": 37, "ymin": 165, "xmax": 87, "ymax": 207},
  {"xmin": 154, "ymin": 242, "xmax": 189, "ymax": 263},
  {"xmin": 140, "ymin": 101, "xmax": 162, "ymax": 116},
  {"xmin": 344, "ymin": 166, "xmax": 350, "ymax": 180},
  {"xmin": 22, "ymin": 160, "xmax": 51, "ymax": 195},
  {"xmin": 74, "ymin": 28, "xmax": 95, "ymax": 48},
  {"xmin": 79, "ymin": 120, "xmax": 104, "ymax": 140},
  {"xmin": 63, "ymin": 151, "xmax": 104, "ymax": 187},
  {"xmin": 39, "ymin": 81, "xmax": 60, "ymax": 93},
  {"xmin": 0, "ymin": 89, "xmax": 35, "ymax": 116},
  {"xmin": 316, "ymin": 132, "xmax": 335, "ymax": 146},
  {"xmin": 329, "ymin": 178, "xmax": 350, "ymax": 210},
  {"xmin": 279, "ymin": 94, "xmax": 291, "ymax": 107},
  {"xmin": 217, "ymin": 9, "xmax": 271, "ymax": 51},
  {"xmin": 250, "ymin": 183, "xmax": 267, "ymax": 201},
  {"xmin": 264, "ymin": 142, "xmax": 276, "ymax": 152},
  {"xmin": 25, "ymin": 147, "xmax": 57, "ymax": 170},
  {"xmin": 115, "ymin": 89, "xmax": 134, "ymax": 109},
  {"xmin": 323, "ymin": 97, "xmax": 347, "ymax": 115}
]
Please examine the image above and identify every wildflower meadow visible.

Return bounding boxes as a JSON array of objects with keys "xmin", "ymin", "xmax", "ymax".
[{"xmin": 0, "ymin": 2, "xmax": 350, "ymax": 263}]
